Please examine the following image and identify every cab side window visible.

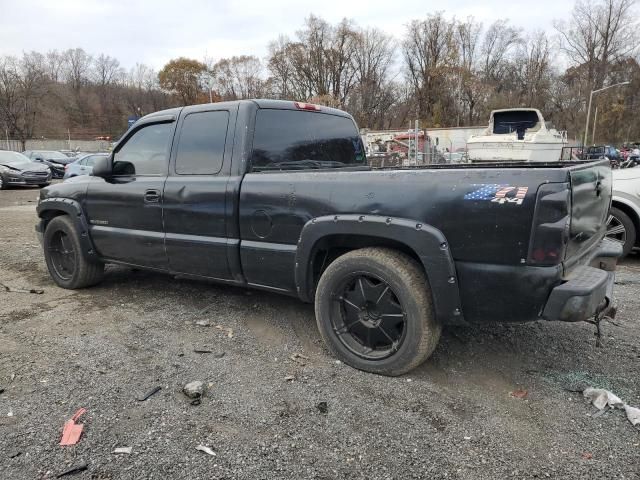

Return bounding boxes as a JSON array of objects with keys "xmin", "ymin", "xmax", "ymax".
[
  {"xmin": 113, "ymin": 123, "xmax": 173, "ymax": 176},
  {"xmin": 175, "ymin": 111, "xmax": 229, "ymax": 175}
]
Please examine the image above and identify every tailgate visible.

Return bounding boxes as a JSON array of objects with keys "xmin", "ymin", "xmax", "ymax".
[{"xmin": 566, "ymin": 161, "xmax": 612, "ymax": 260}]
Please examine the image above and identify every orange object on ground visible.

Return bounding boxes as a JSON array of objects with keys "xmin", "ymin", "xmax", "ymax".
[{"xmin": 60, "ymin": 408, "xmax": 87, "ymax": 446}]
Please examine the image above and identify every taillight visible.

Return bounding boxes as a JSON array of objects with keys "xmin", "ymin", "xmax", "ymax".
[
  {"xmin": 294, "ymin": 101, "xmax": 321, "ymax": 111},
  {"xmin": 527, "ymin": 183, "xmax": 571, "ymax": 265}
]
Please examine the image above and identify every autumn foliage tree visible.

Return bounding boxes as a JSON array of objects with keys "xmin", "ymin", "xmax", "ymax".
[{"xmin": 158, "ymin": 57, "xmax": 207, "ymax": 106}]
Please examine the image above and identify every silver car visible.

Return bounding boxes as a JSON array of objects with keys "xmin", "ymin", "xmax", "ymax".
[
  {"xmin": 609, "ymin": 167, "xmax": 640, "ymax": 257},
  {"xmin": 63, "ymin": 153, "xmax": 109, "ymax": 180}
]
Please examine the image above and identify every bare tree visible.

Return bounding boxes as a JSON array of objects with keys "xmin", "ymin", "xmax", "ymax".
[
  {"xmin": 211, "ymin": 55, "xmax": 264, "ymax": 100},
  {"xmin": 0, "ymin": 53, "xmax": 49, "ymax": 148},
  {"xmin": 348, "ymin": 28, "xmax": 396, "ymax": 128},
  {"xmin": 403, "ymin": 13, "xmax": 457, "ymax": 121},
  {"xmin": 556, "ymin": 0, "xmax": 638, "ymax": 89},
  {"xmin": 63, "ymin": 48, "xmax": 93, "ymax": 90},
  {"xmin": 481, "ymin": 20, "xmax": 522, "ymax": 83},
  {"xmin": 455, "ymin": 17, "xmax": 483, "ymax": 124}
]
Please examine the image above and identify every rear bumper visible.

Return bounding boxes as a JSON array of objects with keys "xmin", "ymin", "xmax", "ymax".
[
  {"xmin": 542, "ymin": 238, "xmax": 621, "ymax": 322},
  {"xmin": 454, "ymin": 238, "xmax": 622, "ymax": 324}
]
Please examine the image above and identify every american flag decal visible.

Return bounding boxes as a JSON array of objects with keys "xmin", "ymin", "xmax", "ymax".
[{"xmin": 464, "ymin": 184, "xmax": 528, "ymax": 205}]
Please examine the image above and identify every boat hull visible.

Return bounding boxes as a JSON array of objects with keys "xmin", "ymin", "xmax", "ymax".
[{"xmin": 467, "ymin": 141, "xmax": 564, "ymax": 162}]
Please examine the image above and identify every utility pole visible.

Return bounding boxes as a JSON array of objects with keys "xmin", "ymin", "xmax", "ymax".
[
  {"xmin": 584, "ymin": 81, "xmax": 630, "ymax": 147},
  {"xmin": 591, "ymin": 107, "xmax": 598, "ymax": 146}
]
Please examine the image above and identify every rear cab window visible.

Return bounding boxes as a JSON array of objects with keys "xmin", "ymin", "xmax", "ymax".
[{"xmin": 250, "ymin": 109, "xmax": 366, "ymax": 171}]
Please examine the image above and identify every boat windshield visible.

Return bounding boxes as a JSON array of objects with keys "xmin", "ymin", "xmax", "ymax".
[{"xmin": 492, "ymin": 111, "xmax": 540, "ymax": 135}]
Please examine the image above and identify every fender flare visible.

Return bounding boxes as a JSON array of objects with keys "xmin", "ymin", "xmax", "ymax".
[
  {"xmin": 36, "ymin": 197, "xmax": 99, "ymax": 260},
  {"xmin": 295, "ymin": 214, "xmax": 465, "ymax": 325}
]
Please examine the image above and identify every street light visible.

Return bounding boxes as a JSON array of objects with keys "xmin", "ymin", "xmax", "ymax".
[{"xmin": 584, "ymin": 81, "xmax": 630, "ymax": 147}]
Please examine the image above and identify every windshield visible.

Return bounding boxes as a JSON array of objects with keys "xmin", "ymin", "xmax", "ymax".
[{"xmin": 0, "ymin": 151, "xmax": 31, "ymax": 167}]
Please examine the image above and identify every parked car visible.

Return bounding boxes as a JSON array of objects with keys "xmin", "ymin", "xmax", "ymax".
[
  {"xmin": 23, "ymin": 150, "xmax": 74, "ymax": 179},
  {"xmin": 0, "ymin": 150, "xmax": 51, "ymax": 189},
  {"xmin": 36, "ymin": 100, "xmax": 620, "ymax": 376},
  {"xmin": 609, "ymin": 166, "xmax": 640, "ymax": 257},
  {"xmin": 585, "ymin": 145, "xmax": 619, "ymax": 162},
  {"xmin": 63, "ymin": 153, "xmax": 109, "ymax": 179}
]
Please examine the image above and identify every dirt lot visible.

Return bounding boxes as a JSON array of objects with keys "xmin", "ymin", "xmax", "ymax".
[{"xmin": 0, "ymin": 185, "xmax": 639, "ymax": 480}]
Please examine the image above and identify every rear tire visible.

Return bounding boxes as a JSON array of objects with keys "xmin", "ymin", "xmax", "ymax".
[
  {"xmin": 314, "ymin": 247, "xmax": 441, "ymax": 376},
  {"xmin": 607, "ymin": 207, "xmax": 636, "ymax": 258},
  {"xmin": 43, "ymin": 215, "xmax": 104, "ymax": 289}
]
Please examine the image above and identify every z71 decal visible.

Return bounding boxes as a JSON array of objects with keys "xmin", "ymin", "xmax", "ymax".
[{"xmin": 464, "ymin": 184, "xmax": 529, "ymax": 205}]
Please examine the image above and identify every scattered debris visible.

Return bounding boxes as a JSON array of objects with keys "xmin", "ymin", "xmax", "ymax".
[
  {"xmin": 284, "ymin": 375, "xmax": 295, "ymax": 382},
  {"xmin": 216, "ymin": 325, "xmax": 233, "ymax": 338},
  {"xmin": 193, "ymin": 349, "xmax": 225, "ymax": 357},
  {"xmin": 194, "ymin": 320, "xmax": 211, "ymax": 327},
  {"xmin": 56, "ymin": 462, "xmax": 88, "ymax": 477},
  {"xmin": 290, "ymin": 353, "xmax": 309, "ymax": 365},
  {"xmin": 196, "ymin": 445, "xmax": 216, "ymax": 456},
  {"xmin": 0, "ymin": 282, "xmax": 44, "ymax": 294},
  {"xmin": 463, "ymin": 436, "xmax": 472, "ymax": 441},
  {"xmin": 316, "ymin": 401, "xmax": 328, "ymax": 414},
  {"xmin": 113, "ymin": 447, "xmax": 132, "ymax": 454},
  {"xmin": 510, "ymin": 389, "xmax": 528, "ymax": 399},
  {"xmin": 136, "ymin": 386, "xmax": 161, "ymax": 402},
  {"xmin": 0, "ymin": 387, "xmax": 4, "ymax": 395},
  {"xmin": 60, "ymin": 408, "xmax": 87, "ymax": 446},
  {"xmin": 583, "ymin": 388, "xmax": 624, "ymax": 410},
  {"xmin": 183, "ymin": 381, "xmax": 205, "ymax": 400},
  {"xmin": 8, "ymin": 451, "xmax": 21, "ymax": 458},
  {"xmin": 583, "ymin": 387, "xmax": 640, "ymax": 428},
  {"xmin": 7, "ymin": 410, "xmax": 13, "ymax": 417},
  {"xmin": 581, "ymin": 452, "xmax": 593, "ymax": 460},
  {"xmin": 625, "ymin": 405, "xmax": 640, "ymax": 427}
]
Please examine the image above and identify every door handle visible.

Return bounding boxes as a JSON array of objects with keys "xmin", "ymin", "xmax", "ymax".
[{"xmin": 144, "ymin": 189, "xmax": 160, "ymax": 203}]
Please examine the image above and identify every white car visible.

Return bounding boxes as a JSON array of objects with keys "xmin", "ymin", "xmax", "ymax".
[{"xmin": 609, "ymin": 167, "xmax": 640, "ymax": 257}]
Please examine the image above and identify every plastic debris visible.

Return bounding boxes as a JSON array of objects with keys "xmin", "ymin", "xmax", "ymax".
[
  {"xmin": 113, "ymin": 447, "xmax": 132, "ymax": 454},
  {"xmin": 60, "ymin": 408, "xmax": 87, "ymax": 446},
  {"xmin": 284, "ymin": 375, "xmax": 295, "ymax": 382},
  {"xmin": 583, "ymin": 387, "xmax": 640, "ymax": 428},
  {"xmin": 196, "ymin": 445, "xmax": 216, "ymax": 456},
  {"xmin": 581, "ymin": 452, "xmax": 593, "ymax": 460},
  {"xmin": 625, "ymin": 405, "xmax": 640, "ymax": 427},
  {"xmin": 583, "ymin": 388, "xmax": 624, "ymax": 410},
  {"xmin": 0, "ymin": 282, "xmax": 44, "ymax": 294},
  {"xmin": 290, "ymin": 353, "xmax": 309, "ymax": 365},
  {"xmin": 136, "ymin": 386, "xmax": 161, "ymax": 402},
  {"xmin": 215, "ymin": 325, "xmax": 233, "ymax": 338},
  {"xmin": 56, "ymin": 462, "xmax": 88, "ymax": 477},
  {"xmin": 510, "ymin": 389, "xmax": 528, "ymax": 399}
]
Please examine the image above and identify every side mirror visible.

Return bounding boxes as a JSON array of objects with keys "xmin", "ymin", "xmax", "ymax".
[{"xmin": 92, "ymin": 155, "xmax": 113, "ymax": 179}]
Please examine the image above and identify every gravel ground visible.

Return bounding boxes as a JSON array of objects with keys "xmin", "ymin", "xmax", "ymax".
[{"xmin": 0, "ymin": 185, "xmax": 639, "ymax": 479}]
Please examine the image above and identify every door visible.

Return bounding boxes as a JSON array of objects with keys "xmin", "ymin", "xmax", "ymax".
[
  {"xmin": 84, "ymin": 121, "xmax": 175, "ymax": 269},
  {"xmin": 162, "ymin": 106, "xmax": 235, "ymax": 280}
]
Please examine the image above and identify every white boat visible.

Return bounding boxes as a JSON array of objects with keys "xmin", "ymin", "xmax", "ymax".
[{"xmin": 466, "ymin": 108, "xmax": 567, "ymax": 162}]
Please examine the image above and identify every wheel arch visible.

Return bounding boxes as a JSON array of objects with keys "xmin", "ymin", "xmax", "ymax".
[
  {"xmin": 37, "ymin": 198, "xmax": 99, "ymax": 260},
  {"xmin": 295, "ymin": 214, "xmax": 465, "ymax": 325},
  {"xmin": 611, "ymin": 198, "xmax": 640, "ymax": 247}
]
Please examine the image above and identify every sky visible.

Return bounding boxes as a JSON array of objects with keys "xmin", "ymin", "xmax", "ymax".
[{"xmin": 0, "ymin": 0, "xmax": 575, "ymax": 70}]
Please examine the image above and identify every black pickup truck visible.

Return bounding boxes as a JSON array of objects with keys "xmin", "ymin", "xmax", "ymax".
[{"xmin": 36, "ymin": 100, "xmax": 621, "ymax": 375}]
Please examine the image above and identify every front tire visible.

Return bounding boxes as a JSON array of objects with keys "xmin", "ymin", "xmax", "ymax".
[
  {"xmin": 0, "ymin": 175, "xmax": 7, "ymax": 190},
  {"xmin": 314, "ymin": 248, "xmax": 441, "ymax": 376},
  {"xmin": 43, "ymin": 215, "xmax": 104, "ymax": 289},
  {"xmin": 607, "ymin": 207, "xmax": 636, "ymax": 258}
]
